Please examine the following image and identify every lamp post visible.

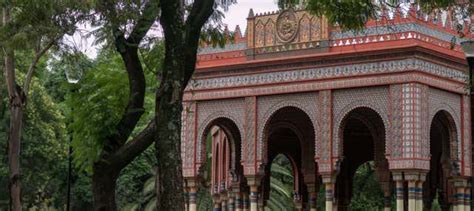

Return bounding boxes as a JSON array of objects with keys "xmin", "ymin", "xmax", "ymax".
[
  {"xmin": 65, "ymin": 64, "xmax": 83, "ymax": 211},
  {"xmin": 460, "ymin": 40, "xmax": 474, "ymax": 209}
]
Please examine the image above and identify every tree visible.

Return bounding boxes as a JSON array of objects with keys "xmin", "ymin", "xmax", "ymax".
[
  {"xmin": 0, "ymin": 1, "xmax": 89, "ymax": 209},
  {"xmin": 304, "ymin": 0, "xmax": 472, "ymax": 30},
  {"xmin": 0, "ymin": 66, "xmax": 69, "ymax": 210},
  {"xmin": 153, "ymin": 0, "xmax": 239, "ymax": 209},
  {"xmin": 78, "ymin": 1, "xmax": 163, "ymax": 210}
]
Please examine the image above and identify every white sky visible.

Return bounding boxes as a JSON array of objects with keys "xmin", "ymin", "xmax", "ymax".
[
  {"xmin": 223, "ymin": 0, "xmax": 278, "ymax": 30},
  {"xmin": 66, "ymin": 0, "xmax": 278, "ymax": 58}
]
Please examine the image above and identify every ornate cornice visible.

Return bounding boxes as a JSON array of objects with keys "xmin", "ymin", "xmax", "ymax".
[{"xmin": 188, "ymin": 58, "xmax": 467, "ymax": 91}]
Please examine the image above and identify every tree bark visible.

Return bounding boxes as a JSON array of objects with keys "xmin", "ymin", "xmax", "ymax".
[
  {"xmin": 155, "ymin": 1, "xmax": 186, "ymax": 210},
  {"xmin": 7, "ymin": 105, "xmax": 22, "ymax": 211},
  {"xmin": 155, "ymin": 0, "xmax": 215, "ymax": 210},
  {"xmin": 3, "ymin": 6, "xmax": 23, "ymax": 211},
  {"xmin": 92, "ymin": 167, "xmax": 119, "ymax": 211}
]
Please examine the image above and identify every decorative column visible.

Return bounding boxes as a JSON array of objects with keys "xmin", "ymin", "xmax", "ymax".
[
  {"xmin": 247, "ymin": 176, "xmax": 261, "ymax": 211},
  {"xmin": 293, "ymin": 191, "xmax": 303, "ymax": 211},
  {"xmin": 415, "ymin": 174, "xmax": 426, "ymax": 211},
  {"xmin": 187, "ymin": 179, "xmax": 198, "ymax": 211},
  {"xmin": 452, "ymin": 178, "xmax": 468, "ymax": 211},
  {"xmin": 405, "ymin": 172, "xmax": 419, "ymax": 211},
  {"xmin": 213, "ymin": 193, "xmax": 222, "ymax": 211},
  {"xmin": 393, "ymin": 172, "xmax": 405, "ymax": 211},
  {"xmin": 242, "ymin": 191, "xmax": 249, "ymax": 211},
  {"xmin": 221, "ymin": 192, "xmax": 228, "ymax": 211},
  {"xmin": 322, "ymin": 176, "xmax": 335, "ymax": 211},
  {"xmin": 257, "ymin": 195, "xmax": 264, "ymax": 211},
  {"xmin": 227, "ymin": 191, "xmax": 235, "ymax": 211},
  {"xmin": 307, "ymin": 184, "xmax": 318, "ymax": 211},
  {"xmin": 233, "ymin": 184, "xmax": 243, "ymax": 211},
  {"xmin": 464, "ymin": 185, "xmax": 471, "ymax": 211}
]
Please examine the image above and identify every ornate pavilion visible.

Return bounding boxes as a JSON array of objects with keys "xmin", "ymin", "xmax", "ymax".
[{"xmin": 181, "ymin": 5, "xmax": 472, "ymax": 211}]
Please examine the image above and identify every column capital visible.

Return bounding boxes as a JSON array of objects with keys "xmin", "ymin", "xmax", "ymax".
[
  {"xmin": 185, "ymin": 177, "xmax": 200, "ymax": 188},
  {"xmin": 306, "ymin": 183, "xmax": 317, "ymax": 193},
  {"xmin": 451, "ymin": 177, "xmax": 469, "ymax": 187},
  {"xmin": 246, "ymin": 175, "xmax": 262, "ymax": 187},
  {"xmin": 321, "ymin": 174, "xmax": 336, "ymax": 184},
  {"xmin": 404, "ymin": 172, "xmax": 420, "ymax": 181}
]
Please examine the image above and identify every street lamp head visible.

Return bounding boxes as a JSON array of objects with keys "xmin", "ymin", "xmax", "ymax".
[
  {"xmin": 65, "ymin": 67, "xmax": 83, "ymax": 84},
  {"xmin": 461, "ymin": 40, "xmax": 474, "ymax": 58}
]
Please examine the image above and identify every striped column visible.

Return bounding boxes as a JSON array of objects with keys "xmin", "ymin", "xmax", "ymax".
[
  {"xmin": 227, "ymin": 192, "xmax": 235, "ymax": 211},
  {"xmin": 249, "ymin": 186, "xmax": 258, "ymax": 211},
  {"xmin": 307, "ymin": 184, "xmax": 318, "ymax": 211},
  {"xmin": 322, "ymin": 177, "xmax": 335, "ymax": 211},
  {"xmin": 393, "ymin": 173, "xmax": 404, "ymax": 211},
  {"xmin": 234, "ymin": 191, "xmax": 242, "ymax": 211},
  {"xmin": 186, "ymin": 180, "xmax": 198, "ymax": 211},
  {"xmin": 246, "ymin": 176, "xmax": 261, "ymax": 211},
  {"xmin": 464, "ymin": 186, "xmax": 471, "ymax": 211},
  {"xmin": 213, "ymin": 193, "xmax": 222, "ymax": 211},
  {"xmin": 416, "ymin": 174, "xmax": 425, "ymax": 211},
  {"xmin": 451, "ymin": 178, "xmax": 468, "ymax": 211},
  {"xmin": 242, "ymin": 192, "xmax": 249, "ymax": 211}
]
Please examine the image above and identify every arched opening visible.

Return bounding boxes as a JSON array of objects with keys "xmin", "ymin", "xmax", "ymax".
[
  {"xmin": 424, "ymin": 110, "xmax": 458, "ymax": 210},
  {"xmin": 196, "ymin": 117, "xmax": 243, "ymax": 210},
  {"xmin": 265, "ymin": 154, "xmax": 296, "ymax": 210},
  {"xmin": 335, "ymin": 107, "xmax": 390, "ymax": 211},
  {"xmin": 261, "ymin": 106, "xmax": 316, "ymax": 210}
]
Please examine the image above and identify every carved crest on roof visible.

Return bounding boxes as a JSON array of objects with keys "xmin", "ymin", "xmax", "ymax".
[
  {"xmin": 276, "ymin": 9, "xmax": 299, "ymax": 43},
  {"xmin": 246, "ymin": 8, "xmax": 329, "ymax": 59}
]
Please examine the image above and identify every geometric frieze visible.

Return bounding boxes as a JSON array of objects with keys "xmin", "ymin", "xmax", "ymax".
[{"xmin": 187, "ymin": 58, "xmax": 467, "ymax": 91}]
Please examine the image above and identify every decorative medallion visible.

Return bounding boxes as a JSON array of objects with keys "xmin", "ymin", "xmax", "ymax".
[{"xmin": 276, "ymin": 9, "xmax": 299, "ymax": 43}]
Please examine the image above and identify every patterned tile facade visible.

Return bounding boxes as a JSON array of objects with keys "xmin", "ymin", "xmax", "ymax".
[
  {"xmin": 194, "ymin": 99, "xmax": 245, "ymax": 176},
  {"xmin": 428, "ymin": 88, "xmax": 462, "ymax": 161},
  {"xmin": 256, "ymin": 93, "xmax": 319, "ymax": 165},
  {"xmin": 332, "ymin": 87, "xmax": 390, "ymax": 159},
  {"xmin": 318, "ymin": 90, "xmax": 332, "ymax": 173},
  {"xmin": 461, "ymin": 95, "xmax": 471, "ymax": 176}
]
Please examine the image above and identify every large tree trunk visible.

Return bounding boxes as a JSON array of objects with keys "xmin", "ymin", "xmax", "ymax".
[
  {"xmin": 155, "ymin": 88, "xmax": 185, "ymax": 211},
  {"xmin": 155, "ymin": 1, "xmax": 187, "ymax": 210},
  {"xmin": 8, "ymin": 105, "xmax": 23, "ymax": 211},
  {"xmin": 154, "ymin": 0, "xmax": 215, "ymax": 210},
  {"xmin": 92, "ymin": 166, "xmax": 119, "ymax": 211},
  {"xmin": 3, "ymin": 8, "xmax": 23, "ymax": 207}
]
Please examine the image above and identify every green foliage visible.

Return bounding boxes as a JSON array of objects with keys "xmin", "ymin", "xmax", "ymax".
[
  {"xmin": 349, "ymin": 162, "xmax": 385, "ymax": 210},
  {"xmin": 304, "ymin": 0, "xmax": 470, "ymax": 31},
  {"xmin": 63, "ymin": 50, "xmax": 129, "ymax": 172},
  {"xmin": 266, "ymin": 154, "xmax": 295, "ymax": 211},
  {"xmin": 307, "ymin": 0, "xmax": 377, "ymax": 30},
  {"xmin": 0, "ymin": 0, "xmax": 91, "ymax": 52},
  {"xmin": 0, "ymin": 70, "xmax": 68, "ymax": 209}
]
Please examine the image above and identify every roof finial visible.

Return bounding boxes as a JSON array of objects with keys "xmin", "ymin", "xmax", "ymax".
[{"xmin": 248, "ymin": 8, "xmax": 255, "ymax": 18}]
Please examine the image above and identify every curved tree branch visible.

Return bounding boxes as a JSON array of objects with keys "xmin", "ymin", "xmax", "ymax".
[
  {"xmin": 101, "ymin": 0, "xmax": 160, "ymax": 152},
  {"xmin": 23, "ymin": 40, "xmax": 55, "ymax": 97},
  {"xmin": 183, "ymin": 0, "xmax": 216, "ymax": 85},
  {"xmin": 109, "ymin": 120, "xmax": 156, "ymax": 169}
]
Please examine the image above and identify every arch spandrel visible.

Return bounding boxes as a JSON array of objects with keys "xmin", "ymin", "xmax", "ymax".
[
  {"xmin": 195, "ymin": 99, "xmax": 245, "ymax": 175},
  {"xmin": 257, "ymin": 93, "xmax": 319, "ymax": 166},
  {"xmin": 332, "ymin": 87, "xmax": 390, "ymax": 160},
  {"xmin": 428, "ymin": 88, "xmax": 462, "ymax": 162}
]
